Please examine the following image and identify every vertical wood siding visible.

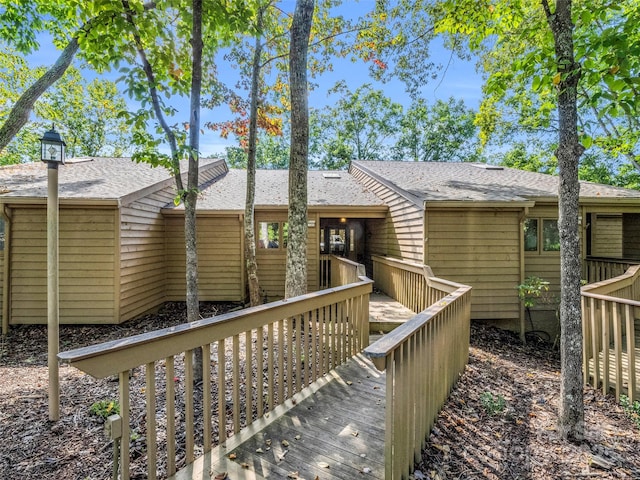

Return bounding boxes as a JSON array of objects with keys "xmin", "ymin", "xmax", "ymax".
[
  {"xmin": 10, "ymin": 207, "xmax": 117, "ymax": 324},
  {"xmin": 120, "ymin": 188, "xmax": 176, "ymax": 321},
  {"xmin": 165, "ymin": 215, "xmax": 244, "ymax": 302},
  {"xmin": 425, "ymin": 208, "xmax": 522, "ymax": 320},
  {"xmin": 350, "ymin": 166, "xmax": 423, "ymax": 263}
]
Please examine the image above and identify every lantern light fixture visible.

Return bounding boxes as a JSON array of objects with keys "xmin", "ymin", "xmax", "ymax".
[{"xmin": 40, "ymin": 125, "xmax": 66, "ymax": 164}]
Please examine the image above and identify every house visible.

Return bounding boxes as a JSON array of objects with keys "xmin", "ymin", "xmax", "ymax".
[{"xmin": 1, "ymin": 157, "xmax": 639, "ymax": 336}]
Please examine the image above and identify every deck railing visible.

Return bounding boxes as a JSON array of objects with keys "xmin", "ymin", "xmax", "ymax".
[
  {"xmin": 582, "ymin": 264, "xmax": 640, "ymax": 402},
  {"xmin": 59, "ymin": 280, "xmax": 372, "ymax": 480},
  {"xmin": 583, "ymin": 257, "xmax": 640, "ymax": 284},
  {"xmin": 372, "ymin": 255, "xmax": 458, "ymax": 312},
  {"xmin": 319, "ymin": 254, "xmax": 365, "ymax": 289},
  {"xmin": 366, "ymin": 256, "xmax": 472, "ymax": 480}
]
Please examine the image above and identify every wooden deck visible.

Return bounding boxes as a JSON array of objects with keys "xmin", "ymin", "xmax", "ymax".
[
  {"xmin": 171, "ymin": 354, "xmax": 386, "ymax": 480},
  {"xmin": 587, "ymin": 344, "xmax": 640, "ymax": 399},
  {"xmin": 369, "ymin": 292, "xmax": 416, "ymax": 333}
]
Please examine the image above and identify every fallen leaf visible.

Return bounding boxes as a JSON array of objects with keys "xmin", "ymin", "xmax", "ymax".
[
  {"xmin": 287, "ymin": 471, "xmax": 299, "ymax": 478},
  {"xmin": 241, "ymin": 462, "xmax": 250, "ymax": 469},
  {"xmin": 346, "ymin": 380, "xmax": 353, "ymax": 386},
  {"xmin": 282, "ymin": 440, "xmax": 290, "ymax": 447},
  {"xmin": 361, "ymin": 467, "xmax": 372, "ymax": 473},
  {"xmin": 256, "ymin": 448, "xmax": 264, "ymax": 454},
  {"xmin": 317, "ymin": 461, "xmax": 330, "ymax": 468},
  {"xmin": 294, "ymin": 434, "xmax": 301, "ymax": 440},
  {"xmin": 214, "ymin": 473, "xmax": 228, "ymax": 480},
  {"xmin": 351, "ymin": 430, "xmax": 359, "ymax": 437},
  {"xmin": 228, "ymin": 453, "xmax": 237, "ymax": 460}
]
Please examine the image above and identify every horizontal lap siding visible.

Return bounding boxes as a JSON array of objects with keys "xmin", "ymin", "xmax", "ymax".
[
  {"xmin": 350, "ymin": 167, "xmax": 422, "ymax": 262},
  {"xmin": 10, "ymin": 207, "xmax": 117, "ymax": 325},
  {"xmin": 592, "ymin": 214, "xmax": 623, "ymax": 258},
  {"xmin": 120, "ymin": 188, "xmax": 176, "ymax": 321},
  {"xmin": 165, "ymin": 216, "xmax": 244, "ymax": 302},
  {"xmin": 426, "ymin": 209, "xmax": 521, "ymax": 320}
]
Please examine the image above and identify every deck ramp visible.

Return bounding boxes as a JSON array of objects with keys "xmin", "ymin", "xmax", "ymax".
[{"xmin": 171, "ymin": 354, "xmax": 386, "ymax": 480}]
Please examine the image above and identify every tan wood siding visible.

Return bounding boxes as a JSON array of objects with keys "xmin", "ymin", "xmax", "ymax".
[
  {"xmin": 624, "ymin": 213, "xmax": 640, "ymax": 258},
  {"xmin": 350, "ymin": 166, "xmax": 422, "ymax": 262},
  {"xmin": 120, "ymin": 188, "xmax": 175, "ymax": 321},
  {"xmin": 9, "ymin": 207, "xmax": 117, "ymax": 325},
  {"xmin": 165, "ymin": 215, "xmax": 244, "ymax": 302},
  {"xmin": 592, "ymin": 213, "xmax": 623, "ymax": 258},
  {"xmin": 425, "ymin": 208, "xmax": 522, "ymax": 320}
]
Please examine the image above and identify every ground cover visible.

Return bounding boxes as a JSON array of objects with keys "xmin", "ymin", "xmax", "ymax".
[{"xmin": 1, "ymin": 305, "xmax": 639, "ymax": 479}]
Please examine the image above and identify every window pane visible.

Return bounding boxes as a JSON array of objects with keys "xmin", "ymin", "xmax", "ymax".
[
  {"xmin": 258, "ymin": 222, "xmax": 280, "ymax": 249},
  {"xmin": 543, "ymin": 219, "xmax": 560, "ymax": 251},
  {"xmin": 524, "ymin": 218, "xmax": 538, "ymax": 252}
]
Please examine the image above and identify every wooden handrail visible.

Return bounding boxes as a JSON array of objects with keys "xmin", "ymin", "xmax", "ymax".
[
  {"xmin": 59, "ymin": 279, "xmax": 373, "ymax": 480},
  {"xmin": 366, "ymin": 255, "xmax": 472, "ymax": 479},
  {"xmin": 581, "ymin": 264, "xmax": 640, "ymax": 404}
]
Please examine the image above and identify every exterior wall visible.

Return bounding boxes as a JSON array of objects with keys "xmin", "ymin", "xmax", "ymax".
[
  {"xmin": 624, "ymin": 213, "xmax": 640, "ymax": 258},
  {"xmin": 9, "ymin": 206, "xmax": 118, "ymax": 325},
  {"xmin": 119, "ymin": 187, "xmax": 175, "ymax": 321},
  {"xmin": 254, "ymin": 210, "xmax": 319, "ymax": 301},
  {"xmin": 524, "ymin": 204, "xmax": 561, "ymax": 308},
  {"xmin": 364, "ymin": 218, "xmax": 387, "ymax": 277},
  {"xmin": 591, "ymin": 213, "xmax": 623, "ymax": 258},
  {"xmin": 425, "ymin": 208, "xmax": 522, "ymax": 321},
  {"xmin": 165, "ymin": 214, "xmax": 245, "ymax": 302},
  {"xmin": 350, "ymin": 166, "xmax": 422, "ymax": 263}
]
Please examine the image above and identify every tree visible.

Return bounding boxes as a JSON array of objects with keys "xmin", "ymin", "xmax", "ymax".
[
  {"xmin": 311, "ymin": 82, "xmax": 403, "ymax": 169},
  {"xmin": 431, "ymin": 0, "xmax": 586, "ymax": 440},
  {"xmin": 285, "ymin": 0, "xmax": 314, "ymax": 299},
  {"xmin": 393, "ymin": 97, "xmax": 479, "ymax": 162}
]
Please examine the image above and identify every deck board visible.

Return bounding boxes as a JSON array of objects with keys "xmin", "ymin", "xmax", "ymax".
[
  {"xmin": 587, "ymin": 346, "xmax": 640, "ymax": 398},
  {"xmin": 171, "ymin": 354, "xmax": 386, "ymax": 480}
]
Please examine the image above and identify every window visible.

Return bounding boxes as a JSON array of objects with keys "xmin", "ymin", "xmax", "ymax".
[
  {"xmin": 524, "ymin": 219, "xmax": 538, "ymax": 252},
  {"xmin": 524, "ymin": 217, "xmax": 559, "ymax": 253},
  {"xmin": 542, "ymin": 219, "xmax": 560, "ymax": 251},
  {"xmin": 258, "ymin": 221, "xmax": 288, "ymax": 249}
]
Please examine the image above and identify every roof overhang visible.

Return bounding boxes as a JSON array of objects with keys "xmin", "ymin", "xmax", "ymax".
[
  {"xmin": 0, "ymin": 197, "xmax": 120, "ymax": 207},
  {"xmin": 162, "ymin": 204, "xmax": 389, "ymax": 218},
  {"xmin": 424, "ymin": 200, "xmax": 535, "ymax": 209}
]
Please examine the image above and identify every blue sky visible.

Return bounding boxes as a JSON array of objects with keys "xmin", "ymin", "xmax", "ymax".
[{"xmin": 24, "ymin": 5, "xmax": 483, "ymax": 157}]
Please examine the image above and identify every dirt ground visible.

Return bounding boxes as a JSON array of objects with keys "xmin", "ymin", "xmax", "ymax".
[{"xmin": 1, "ymin": 304, "xmax": 639, "ymax": 479}]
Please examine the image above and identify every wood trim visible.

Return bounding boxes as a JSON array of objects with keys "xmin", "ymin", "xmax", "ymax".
[
  {"xmin": 114, "ymin": 208, "xmax": 122, "ymax": 323},
  {"xmin": 1, "ymin": 205, "xmax": 10, "ymax": 334}
]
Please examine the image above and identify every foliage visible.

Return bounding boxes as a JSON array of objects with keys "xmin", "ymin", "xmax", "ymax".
[
  {"xmin": 311, "ymin": 82, "xmax": 403, "ymax": 169},
  {"xmin": 393, "ymin": 97, "xmax": 480, "ymax": 162},
  {"xmin": 89, "ymin": 399, "xmax": 120, "ymax": 420},
  {"xmin": 517, "ymin": 276, "xmax": 551, "ymax": 309},
  {"xmin": 620, "ymin": 395, "xmax": 640, "ymax": 430},
  {"xmin": 480, "ymin": 392, "xmax": 506, "ymax": 416}
]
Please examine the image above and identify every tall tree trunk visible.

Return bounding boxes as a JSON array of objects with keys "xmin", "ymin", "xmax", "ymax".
[
  {"xmin": 285, "ymin": 0, "xmax": 314, "ymax": 299},
  {"xmin": 187, "ymin": 0, "xmax": 204, "ymax": 382},
  {"xmin": 245, "ymin": 6, "xmax": 265, "ymax": 307},
  {"xmin": 543, "ymin": 0, "xmax": 585, "ymax": 442}
]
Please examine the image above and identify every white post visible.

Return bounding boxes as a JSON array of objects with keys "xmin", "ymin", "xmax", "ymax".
[{"xmin": 47, "ymin": 162, "xmax": 60, "ymax": 421}]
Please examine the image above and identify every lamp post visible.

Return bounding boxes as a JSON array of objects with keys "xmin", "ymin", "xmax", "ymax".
[{"xmin": 40, "ymin": 125, "xmax": 65, "ymax": 421}]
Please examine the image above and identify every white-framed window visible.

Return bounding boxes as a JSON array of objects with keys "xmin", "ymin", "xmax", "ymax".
[{"xmin": 258, "ymin": 221, "xmax": 288, "ymax": 250}]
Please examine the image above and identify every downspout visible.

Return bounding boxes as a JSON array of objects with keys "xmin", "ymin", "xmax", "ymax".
[
  {"xmin": 2, "ymin": 205, "xmax": 11, "ymax": 335},
  {"xmin": 518, "ymin": 206, "xmax": 529, "ymax": 343}
]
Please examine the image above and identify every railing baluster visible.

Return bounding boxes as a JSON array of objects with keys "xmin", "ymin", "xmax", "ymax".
[
  {"xmin": 145, "ymin": 362, "xmax": 157, "ymax": 480},
  {"xmin": 278, "ymin": 319, "xmax": 285, "ymax": 403},
  {"xmin": 311, "ymin": 309, "xmax": 318, "ymax": 382},
  {"xmin": 202, "ymin": 344, "xmax": 212, "ymax": 452},
  {"xmin": 232, "ymin": 335, "xmax": 240, "ymax": 434},
  {"xmin": 217, "ymin": 340, "xmax": 226, "ymax": 443},
  {"xmin": 613, "ymin": 303, "xmax": 623, "ymax": 400},
  {"xmin": 184, "ymin": 350, "xmax": 194, "ymax": 464},
  {"xmin": 625, "ymin": 304, "xmax": 637, "ymax": 402},
  {"xmin": 257, "ymin": 326, "xmax": 264, "ymax": 418},
  {"xmin": 119, "ymin": 370, "xmax": 130, "ymax": 480},
  {"xmin": 286, "ymin": 317, "xmax": 294, "ymax": 398},
  {"xmin": 267, "ymin": 323, "xmax": 274, "ymax": 411},
  {"xmin": 295, "ymin": 315, "xmax": 302, "ymax": 393},
  {"xmin": 165, "ymin": 357, "xmax": 176, "ymax": 476},
  {"xmin": 245, "ymin": 330, "xmax": 253, "ymax": 427}
]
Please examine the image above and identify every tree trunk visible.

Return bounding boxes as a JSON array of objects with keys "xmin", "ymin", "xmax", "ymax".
[
  {"xmin": 245, "ymin": 6, "xmax": 265, "ymax": 307},
  {"xmin": 285, "ymin": 0, "xmax": 314, "ymax": 299},
  {"xmin": 0, "ymin": 38, "xmax": 79, "ymax": 153},
  {"xmin": 187, "ymin": 0, "xmax": 204, "ymax": 382},
  {"xmin": 543, "ymin": 0, "xmax": 585, "ymax": 442}
]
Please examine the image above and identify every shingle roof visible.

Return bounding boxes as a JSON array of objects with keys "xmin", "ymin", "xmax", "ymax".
[
  {"xmin": 0, "ymin": 157, "xmax": 220, "ymax": 202},
  {"xmin": 193, "ymin": 169, "xmax": 386, "ymax": 211},
  {"xmin": 353, "ymin": 161, "xmax": 640, "ymax": 204}
]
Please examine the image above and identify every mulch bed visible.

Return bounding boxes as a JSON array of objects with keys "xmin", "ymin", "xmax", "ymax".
[{"xmin": 1, "ymin": 305, "xmax": 639, "ymax": 479}]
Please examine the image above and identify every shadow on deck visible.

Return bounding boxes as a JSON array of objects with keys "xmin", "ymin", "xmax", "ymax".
[{"xmin": 172, "ymin": 354, "xmax": 385, "ymax": 480}]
